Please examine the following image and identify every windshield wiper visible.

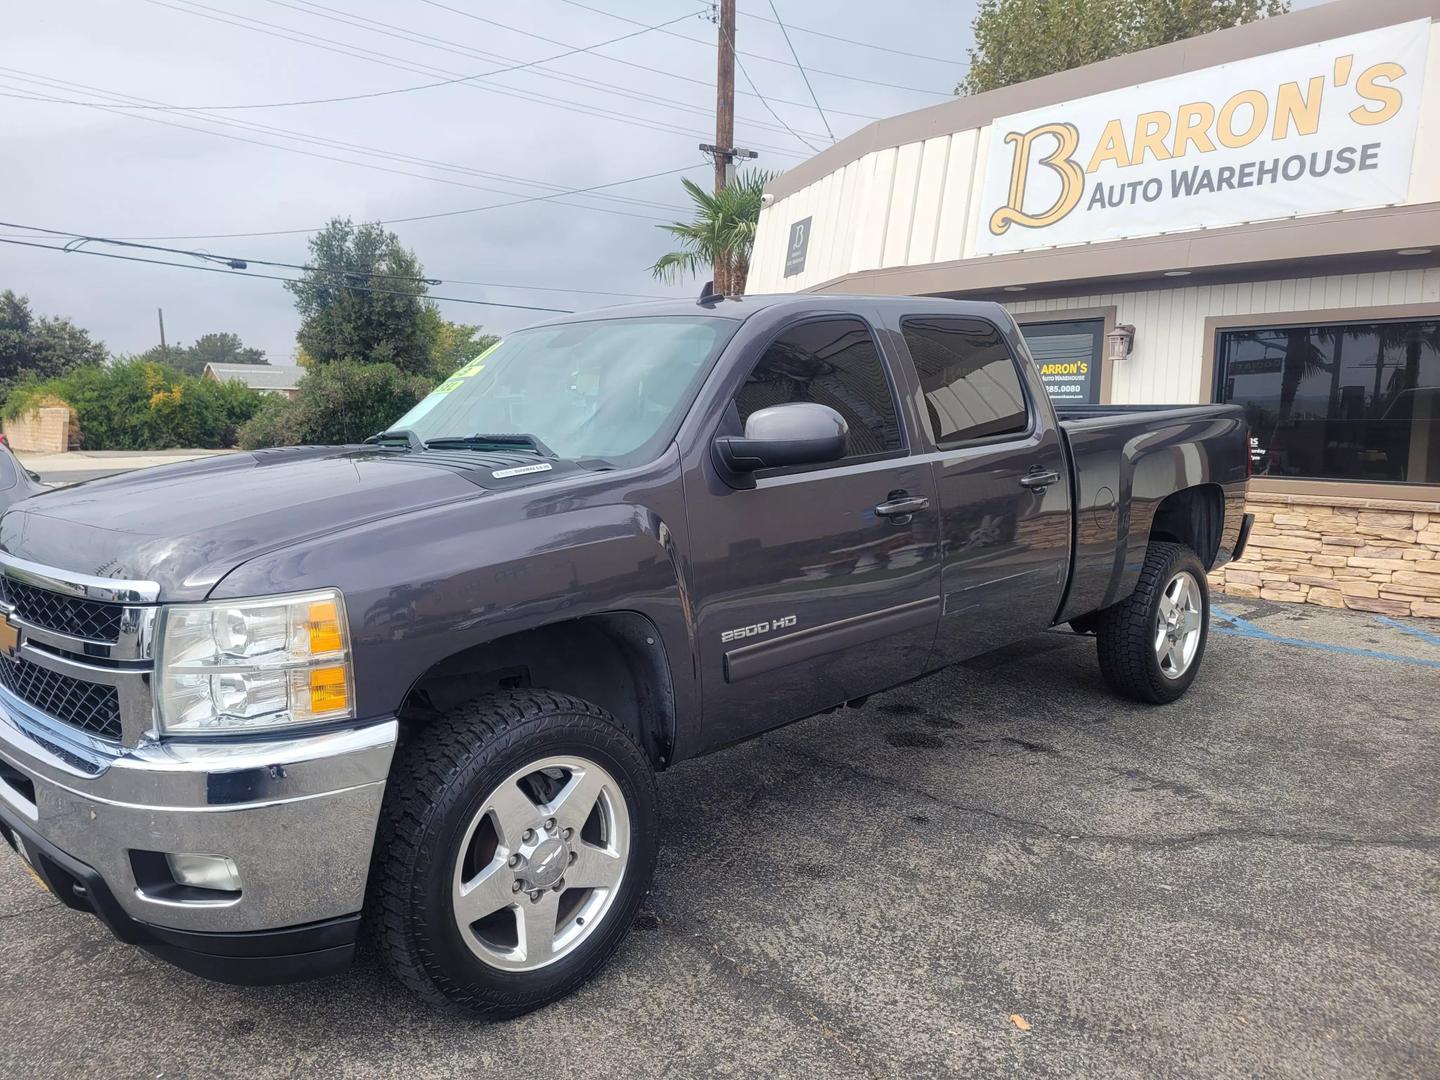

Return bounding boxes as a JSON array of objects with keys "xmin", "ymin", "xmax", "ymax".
[
  {"xmin": 423, "ymin": 432, "xmax": 559, "ymax": 458},
  {"xmin": 365, "ymin": 428, "xmax": 426, "ymax": 451}
]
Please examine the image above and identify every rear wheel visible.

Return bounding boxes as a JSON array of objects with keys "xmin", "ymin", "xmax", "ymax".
[
  {"xmin": 368, "ymin": 690, "xmax": 658, "ymax": 1016},
  {"xmin": 1095, "ymin": 542, "xmax": 1209, "ymax": 704}
]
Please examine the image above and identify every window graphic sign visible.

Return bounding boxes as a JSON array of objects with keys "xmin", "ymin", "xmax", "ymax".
[
  {"xmin": 976, "ymin": 21, "xmax": 1430, "ymax": 256},
  {"xmin": 1024, "ymin": 321, "xmax": 1103, "ymax": 404}
]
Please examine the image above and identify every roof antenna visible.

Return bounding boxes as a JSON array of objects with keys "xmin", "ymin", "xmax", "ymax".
[{"xmin": 698, "ymin": 280, "xmax": 722, "ymax": 306}]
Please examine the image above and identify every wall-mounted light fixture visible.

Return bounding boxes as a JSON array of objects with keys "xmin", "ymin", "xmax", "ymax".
[{"xmin": 1106, "ymin": 324, "xmax": 1136, "ymax": 362}]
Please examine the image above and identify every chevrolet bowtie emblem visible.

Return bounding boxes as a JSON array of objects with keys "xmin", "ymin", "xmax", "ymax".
[{"xmin": 0, "ymin": 616, "xmax": 18, "ymax": 659}]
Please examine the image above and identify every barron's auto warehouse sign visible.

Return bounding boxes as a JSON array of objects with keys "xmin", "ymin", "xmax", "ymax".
[{"xmin": 975, "ymin": 21, "xmax": 1430, "ymax": 255}]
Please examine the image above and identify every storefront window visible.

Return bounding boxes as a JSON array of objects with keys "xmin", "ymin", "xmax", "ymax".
[
  {"xmin": 1216, "ymin": 319, "xmax": 1440, "ymax": 485},
  {"xmin": 1023, "ymin": 319, "xmax": 1104, "ymax": 405}
]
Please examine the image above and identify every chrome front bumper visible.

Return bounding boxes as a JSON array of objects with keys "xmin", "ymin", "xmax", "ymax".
[{"xmin": 0, "ymin": 685, "xmax": 397, "ymax": 934}]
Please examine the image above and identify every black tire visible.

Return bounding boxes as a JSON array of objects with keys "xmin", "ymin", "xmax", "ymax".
[
  {"xmin": 1095, "ymin": 542, "xmax": 1210, "ymax": 704},
  {"xmin": 366, "ymin": 689, "xmax": 659, "ymax": 1016}
]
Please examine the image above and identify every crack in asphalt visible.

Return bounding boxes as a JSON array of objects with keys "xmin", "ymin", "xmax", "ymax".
[
  {"xmin": 0, "ymin": 903, "xmax": 59, "ymax": 922},
  {"xmin": 662, "ymin": 919, "xmax": 880, "ymax": 1078},
  {"xmin": 773, "ymin": 740, "xmax": 1440, "ymax": 854}
]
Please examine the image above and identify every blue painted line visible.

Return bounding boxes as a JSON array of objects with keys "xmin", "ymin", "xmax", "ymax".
[
  {"xmin": 1375, "ymin": 615, "xmax": 1440, "ymax": 649},
  {"xmin": 1211, "ymin": 604, "xmax": 1440, "ymax": 669}
]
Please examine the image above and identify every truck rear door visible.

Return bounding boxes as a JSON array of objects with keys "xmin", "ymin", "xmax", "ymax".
[
  {"xmin": 684, "ymin": 312, "xmax": 942, "ymax": 748},
  {"xmin": 893, "ymin": 314, "xmax": 1073, "ymax": 663}
]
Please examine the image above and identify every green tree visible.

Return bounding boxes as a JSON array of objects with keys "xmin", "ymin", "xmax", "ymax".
[
  {"xmin": 427, "ymin": 315, "xmax": 499, "ymax": 378},
  {"xmin": 650, "ymin": 171, "xmax": 775, "ymax": 296},
  {"xmin": 0, "ymin": 290, "xmax": 107, "ymax": 397},
  {"xmin": 237, "ymin": 360, "xmax": 433, "ymax": 449},
  {"xmin": 137, "ymin": 331, "xmax": 268, "ymax": 377},
  {"xmin": 286, "ymin": 218, "xmax": 438, "ymax": 374},
  {"xmin": 959, "ymin": 0, "xmax": 1288, "ymax": 95}
]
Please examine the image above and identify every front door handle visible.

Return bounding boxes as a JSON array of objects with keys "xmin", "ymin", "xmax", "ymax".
[
  {"xmin": 874, "ymin": 494, "xmax": 930, "ymax": 521},
  {"xmin": 1019, "ymin": 469, "xmax": 1060, "ymax": 491}
]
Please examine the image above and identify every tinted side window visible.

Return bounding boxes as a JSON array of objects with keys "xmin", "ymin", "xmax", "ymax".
[
  {"xmin": 735, "ymin": 317, "xmax": 902, "ymax": 459},
  {"xmin": 903, "ymin": 317, "xmax": 1029, "ymax": 445}
]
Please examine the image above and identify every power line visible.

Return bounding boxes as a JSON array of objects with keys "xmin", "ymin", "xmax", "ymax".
[
  {"xmin": 0, "ymin": 220, "xmax": 669, "ymax": 300},
  {"xmin": 764, "ymin": 1, "xmax": 833, "ymax": 142},
  {"xmin": 70, "ymin": 6, "xmax": 703, "ymax": 112},
  {"xmin": 737, "ymin": 5, "xmax": 963, "ymax": 65},
  {"xmin": 557, "ymin": 0, "xmax": 954, "ymax": 97},
  {"xmin": 140, "ymin": 0, "xmax": 810, "ymax": 159},
  {"xmin": 413, "ymin": 0, "xmax": 884, "ymax": 122},
  {"xmin": 0, "ymin": 237, "xmax": 576, "ymax": 314},
  {"xmin": 1, "ymin": 70, "xmax": 685, "ymax": 221},
  {"xmin": 717, "ymin": 9, "xmax": 822, "ymax": 154},
  {"xmin": 256, "ymin": 0, "xmax": 831, "ymax": 144}
]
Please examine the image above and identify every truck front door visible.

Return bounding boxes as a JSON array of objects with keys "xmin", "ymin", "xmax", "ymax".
[
  {"xmin": 896, "ymin": 314, "xmax": 1072, "ymax": 663},
  {"xmin": 684, "ymin": 314, "xmax": 941, "ymax": 748}
]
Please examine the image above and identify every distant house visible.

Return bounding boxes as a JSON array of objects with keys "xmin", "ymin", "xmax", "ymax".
[{"xmin": 203, "ymin": 363, "xmax": 300, "ymax": 399}]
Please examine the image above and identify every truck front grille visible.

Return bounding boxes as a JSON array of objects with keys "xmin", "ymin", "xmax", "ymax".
[
  {"xmin": 0, "ymin": 652, "xmax": 122, "ymax": 741},
  {"xmin": 0, "ymin": 578, "xmax": 125, "ymax": 643}
]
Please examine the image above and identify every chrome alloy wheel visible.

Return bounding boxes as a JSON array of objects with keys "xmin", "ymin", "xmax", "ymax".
[
  {"xmin": 451, "ymin": 755, "xmax": 629, "ymax": 972},
  {"xmin": 1154, "ymin": 570, "xmax": 1203, "ymax": 680}
]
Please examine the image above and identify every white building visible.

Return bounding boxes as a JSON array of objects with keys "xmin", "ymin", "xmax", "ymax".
[{"xmin": 749, "ymin": 0, "xmax": 1440, "ymax": 616}]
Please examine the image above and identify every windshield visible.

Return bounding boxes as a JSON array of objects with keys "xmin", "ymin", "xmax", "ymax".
[{"xmin": 392, "ymin": 315, "xmax": 736, "ymax": 465}]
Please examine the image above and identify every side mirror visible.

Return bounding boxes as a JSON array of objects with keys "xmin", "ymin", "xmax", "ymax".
[{"xmin": 714, "ymin": 402, "xmax": 848, "ymax": 474}]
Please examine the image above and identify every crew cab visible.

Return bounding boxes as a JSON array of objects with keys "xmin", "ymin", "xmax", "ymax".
[{"xmin": 0, "ymin": 295, "xmax": 1251, "ymax": 1015}]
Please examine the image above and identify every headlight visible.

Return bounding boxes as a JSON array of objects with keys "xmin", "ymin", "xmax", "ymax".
[{"xmin": 156, "ymin": 590, "xmax": 355, "ymax": 736}]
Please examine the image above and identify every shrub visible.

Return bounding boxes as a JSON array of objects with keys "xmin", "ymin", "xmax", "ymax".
[
  {"xmin": 4, "ymin": 360, "xmax": 263, "ymax": 450},
  {"xmin": 238, "ymin": 361, "xmax": 434, "ymax": 449}
]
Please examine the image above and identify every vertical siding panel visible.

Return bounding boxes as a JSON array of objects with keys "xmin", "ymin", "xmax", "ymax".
[
  {"xmin": 1424, "ymin": 266, "xmax": 1440, "ymax": 301},
  {"xmin": 960, "ymin": 125, "xmax": 991, "ymax": 260},
  {"xmin": 1278, "ymin": 278, "xmax": 1296, "ymax": 311},
  {"xmin": 835, "ymin": 162, "xmax": 862, "ymax": 282},
  {"xmin": 809, "ymin": 174, "xmax": 838, "ymax": 288},
  {"xmin": 936, "ymin": 129, "xmax": 977, "ymax": 264},
  {"xmin": 882, "ymin": 142, "xmax": 924, "ymax": 268},
  {"xmin": 849, "ymin": 151, "xmax": 891, "ymax": 274},
  {"xmin": 908, "ymin": 137, "xmax": 950, "ymax": 266},
  {"xmin": 820, "ymin": 168, "xmax": 847, "ymax": 285}
]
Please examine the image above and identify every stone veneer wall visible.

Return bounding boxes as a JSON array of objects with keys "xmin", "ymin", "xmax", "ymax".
[{"xmin": 1209, "ymin": 492, "xmax": 1440, "ymax": 618}]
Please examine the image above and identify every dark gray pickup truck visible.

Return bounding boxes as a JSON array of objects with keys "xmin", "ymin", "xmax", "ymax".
[{"xmin": 0, "ymin": 294, "xmax": 1251, "ymax": 1015}]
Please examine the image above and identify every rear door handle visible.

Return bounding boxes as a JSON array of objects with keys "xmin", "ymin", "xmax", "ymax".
[
  {"xmin": 874, "ymin": 494, "xmax": 930, "ymax": 520},
  {"xmin": 1019, "ymin": 469, "xmax": 1060, "ymax": 490}
]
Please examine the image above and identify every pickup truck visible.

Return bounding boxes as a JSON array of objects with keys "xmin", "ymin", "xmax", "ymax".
[{"xmin": 0, "ymin": 294, "xmax": 1252, "ymax": 1016}]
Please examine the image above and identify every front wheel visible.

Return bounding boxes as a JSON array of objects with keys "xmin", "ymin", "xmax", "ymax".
[
  {"xmin": 1095, "ymin": 542, "xmax": 1210, "ymax": 704},
  {"xmin": 367, "ymin": 690, "xmax": 659, "ymax": 1016}
]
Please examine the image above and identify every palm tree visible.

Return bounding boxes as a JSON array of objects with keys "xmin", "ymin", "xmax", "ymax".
[{"xmin": 649, "ymin": 171, "xmax": 775, "ymax": 296}]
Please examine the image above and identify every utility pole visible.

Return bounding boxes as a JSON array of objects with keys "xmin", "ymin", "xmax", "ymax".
[
  {"xmin": 698, "ymin": 1, "xmax": 758, "ymax": 294},
  {"xmin": 157, "ymin": 307, "xmax": 168, "ymax": 363},
  {"xmin": 714, "ymin": 0, "xmax": 735, "ymax": 199}
]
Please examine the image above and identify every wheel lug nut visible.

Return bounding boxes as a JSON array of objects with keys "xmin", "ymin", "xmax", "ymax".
[
  {"xmin": 508, "ymin": 853, "xmax": 522, "ymax": 868},
  {"xmin": 529, "ymin": 890, "xmax": 543, "ymax": 903},
  {"xmin": 553, "ymin": 878, "xmax": 565, "ymax": 892},
  {"xmin": 522, "ymin": 829, "xmax": 535, "ymax": 844},
  {"xmin": 561, "ymin": 828, "xmax": 573, "ymax": 841},
  {"xmin": 569, "ymin": 850, "xmax": 578, "ymax": 865},
  {"xmin": 545, "ymin": 818, "xmax": 557, "ymax": 832},
  {"xmin": 511, "ymin": 881, "xmax": 522, "ymax": 893}
]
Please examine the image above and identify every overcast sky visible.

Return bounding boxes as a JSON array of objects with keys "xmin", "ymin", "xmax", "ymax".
[{"xmin": 1, "ymin": 0, "xmax": 968, "ymax": 364}]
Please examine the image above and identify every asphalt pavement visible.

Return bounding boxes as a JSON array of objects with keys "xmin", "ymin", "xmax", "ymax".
[{"xmin": 2, "ymin": 597, "xmax": 1437, "ymax": 1079}]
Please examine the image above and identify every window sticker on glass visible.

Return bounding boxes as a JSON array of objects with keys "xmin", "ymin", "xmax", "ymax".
[{"xmin": 392, "ymin": 341, "xmax": 502, "ymax": 426}]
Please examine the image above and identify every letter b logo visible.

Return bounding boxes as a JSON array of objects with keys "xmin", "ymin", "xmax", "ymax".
[{"xmin": 989, "ymin": 123, "xmax": 1085, "ymax": 236}]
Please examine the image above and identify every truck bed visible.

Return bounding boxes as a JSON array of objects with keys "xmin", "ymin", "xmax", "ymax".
[{"xmin": 1053, "ymin": 403, "xmax": 1249, "ymax": 625}]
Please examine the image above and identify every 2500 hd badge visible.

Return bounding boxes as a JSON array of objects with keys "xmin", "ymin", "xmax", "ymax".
[{"xmin": 720, "ymin": 614, "xmax": 798, "ymax": 643}]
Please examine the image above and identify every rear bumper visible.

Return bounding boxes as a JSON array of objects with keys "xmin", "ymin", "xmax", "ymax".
[
  {"xmin": 0, "ymin": 684, "xmax": 397, "ymax": 982},
  {"xmin": 1231, "ymin": 512, "xmax": 1256, "ymax": 563},
  {"xmin": 0, "ymin": 802, "xmax": 359, "ymax": 984}
]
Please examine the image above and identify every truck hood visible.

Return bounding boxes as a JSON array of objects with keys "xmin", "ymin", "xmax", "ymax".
[{"xmin": 0, "ymin": 446, "xmax": 584, "ymax": 600}]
